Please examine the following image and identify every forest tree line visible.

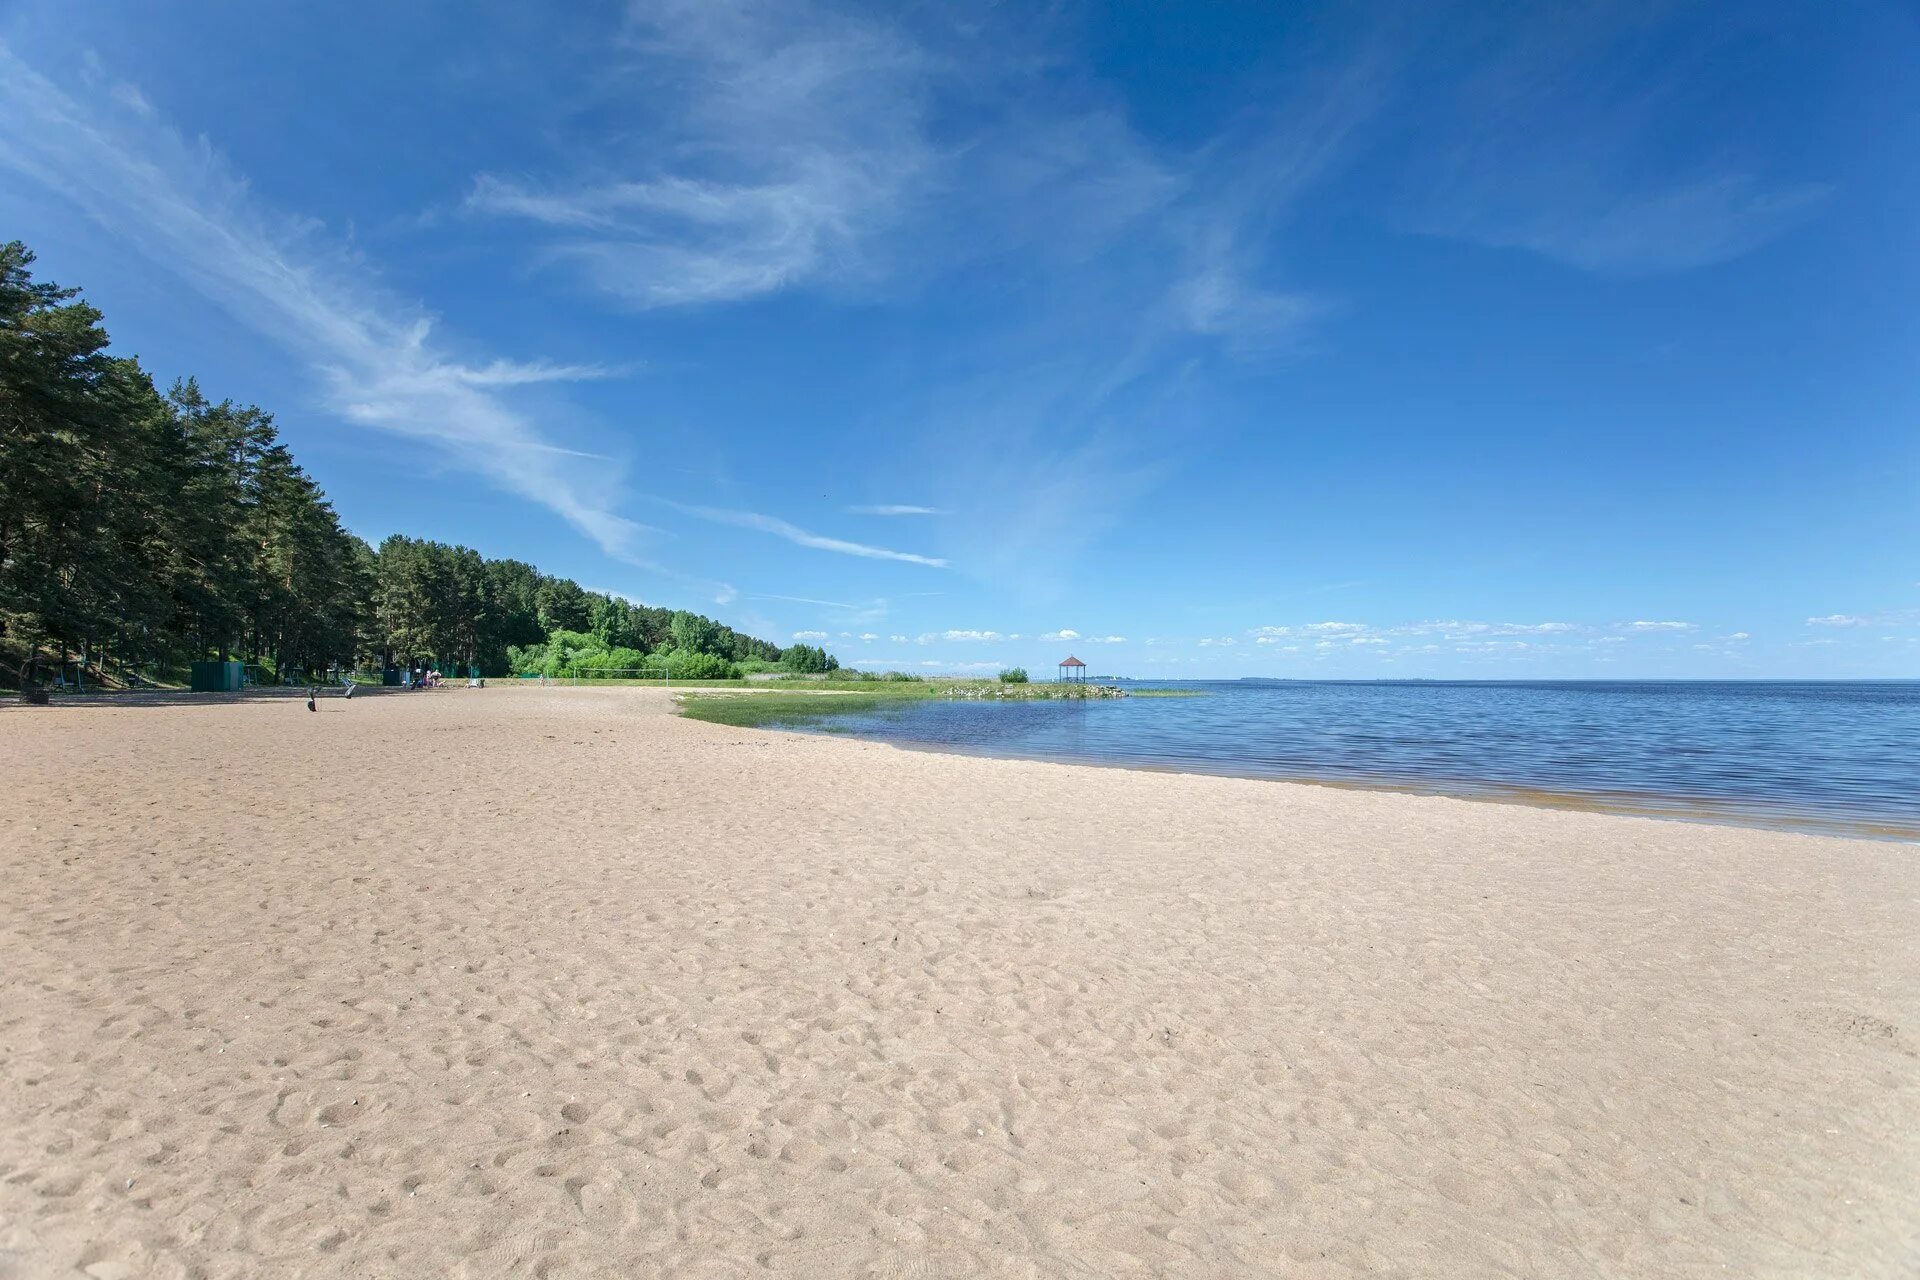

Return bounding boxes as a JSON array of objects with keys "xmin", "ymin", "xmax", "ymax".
[{"xmin": 0, "ymin": 241, "xmax": 828, "ymax": 686}]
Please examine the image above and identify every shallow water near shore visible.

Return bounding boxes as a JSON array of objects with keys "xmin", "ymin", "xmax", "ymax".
[{"xmin": 801, "ymin": 679, "xmax": 1920, "ymax": 840}]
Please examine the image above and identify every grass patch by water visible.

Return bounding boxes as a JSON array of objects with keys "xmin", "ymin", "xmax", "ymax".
[
  {"xmin": 675, "ymin": 680, "xmax": 1203, "ymax": 728},
  {"xmin": 676, "ymin": 687, "xmax": 932, "ymax": 728}
]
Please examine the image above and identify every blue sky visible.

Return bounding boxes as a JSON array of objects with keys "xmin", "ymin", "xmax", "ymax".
[{"xmin": 2, "ymin": 0, "xmax": 1915, "ymax": 678}]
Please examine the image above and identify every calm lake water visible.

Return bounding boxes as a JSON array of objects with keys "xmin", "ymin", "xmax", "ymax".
[{"xmin": 803, "ymin": 680, "xmax": 1920, "ymax": 840}]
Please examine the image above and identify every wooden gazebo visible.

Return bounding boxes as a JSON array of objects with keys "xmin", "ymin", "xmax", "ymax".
[{"xmin": 1057, "ymin": 655, "xmax": 1087, "ymax": 683}]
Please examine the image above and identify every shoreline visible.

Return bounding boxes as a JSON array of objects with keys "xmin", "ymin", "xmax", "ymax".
[{"xmin": 761, "ymin": 718, "xmax": 1920, "ymax": 845}]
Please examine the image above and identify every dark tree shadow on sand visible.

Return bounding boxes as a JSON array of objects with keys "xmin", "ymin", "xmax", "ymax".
[{"xmin": 2, "ymin": 688, "xmax": 423, "ymax": 712}]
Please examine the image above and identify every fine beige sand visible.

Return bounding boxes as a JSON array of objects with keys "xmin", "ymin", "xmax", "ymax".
[{"xmin": 2, "ymin": 686, "xmax": 1916, "ymax": 1279}]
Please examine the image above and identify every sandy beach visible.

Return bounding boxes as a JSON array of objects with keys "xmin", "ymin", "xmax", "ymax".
[{"xmin": 1, "ymin": 685, "xmax": 1915, "ymax": 1279}]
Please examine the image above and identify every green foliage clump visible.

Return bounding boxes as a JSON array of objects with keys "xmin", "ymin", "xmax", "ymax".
[
  {"xmin": 654, "ymin": 649, "xmax": 739, "ymax": 680},
  {"xmin": 530, "ymin": 630, "xmax": 596, "ymax": 677},
  {"xmin": 669, "ymin": 610, "xmax": 722, "ymax": 656},
  {"xmin": 573, "ymin": 646, "xmax": 651, "ymax": 678},
  {"xmin": 780, "ymin": 642, "xmax": 839, "ymax": 674},
  {"xmin": 509, "ymin": 631, "xmax": 742, "ymax": 680},
  {"xmin": 999, "ymin": 667, "xmax": 1030, "ymax": 684}
]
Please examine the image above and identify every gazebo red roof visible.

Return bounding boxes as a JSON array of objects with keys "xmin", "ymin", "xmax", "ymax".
[{"xmin": 1058, "ymin": 655, "xmax": 1086, "ymax": 667}]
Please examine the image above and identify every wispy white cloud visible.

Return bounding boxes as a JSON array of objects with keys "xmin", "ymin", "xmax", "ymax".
[
  {"xmin": 1168, "ymin": 55, "xmax": 1385, "ymax": 351},
  {"xmin": 664, "ymin": 501, "xmax": 947, "ymax": 567},
  {"xmin": 1473, "ymin": 176, "xmax": 1829, "ymax": 275},
  {"xmin": 917, "ymin": 629, "xmax": 1005, "ymax": 643},
  {"xmin": 0, "ymin": 44, "xmax": 657, "ymax": 564},
  {"xmin": 1806, "ymin": 614, "xmax": 1869, "ymax": 627},
  {"xmin": 1406, "ymin": 8, "xmax": 1828, "ymax": 274},
  {"xmin": 846, "ymin": 503, "xmax": 943, "ymax": 516},
  {"xmin": 919, "ymin": 394, "xmax": 1169, "ymax": 598},
  {"xmin": 468, "ymin": 0, "xmax": 931, "ymax": 307},
  {"xmin": 1041, "ymin": 629, "xmax": 1081, "ymax": 642},
  {"xmin": 752, "ymin": 592, "xmax": 859, "ymax": 610},
  {"xmin": 1621, "ymin": 620, "xmax": 1697, "ymax": 632},
  {"xmin": 1089, "ymin": 635, "xmax": 1127, "ymax": 644},
  {"xmin": 748, "ymin": 592, "xmax": 895, "ymax": 625},
  {"xmin": 108, "ymin": 80, "xmax": 153, "ymax": 118},
  {"xmin": 791, "ymin": 630, "xmax": 828, "ymax": 641},
  {"xmin": 445, "ymin": 358, "xmax": 632, "ymax": 387}
]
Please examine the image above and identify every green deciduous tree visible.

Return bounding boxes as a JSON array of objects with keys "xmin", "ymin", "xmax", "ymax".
[
  {"xmin": 668, "ymin": 609, "xmax": 722, "ymax": 656},
  {"xmin": 780, "ymin": 643, "xmax": 839, "ymax": 674}
]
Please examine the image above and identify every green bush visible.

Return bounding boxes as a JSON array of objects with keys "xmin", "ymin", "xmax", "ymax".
[
  {"xmin": 999, "ymin": 667, "xmax": 1029, "ymax": 684},
  {"xmin": 669, "ymin": 610, "xmax": 725, "ymax": 656},
  {"xmin": 530, "ymin": 629, "xmax": 607, "ymax": 677},
  {"xmin": 652, "ymin": 649, "xmax": 739, "ymax": 680},
  {"xmin": 780, "ymin": 642, "xmax": 839, "ymax": 674},
  {"xmin": 574, "ymin": 646, "xmax": 651, "ymax": 678}
]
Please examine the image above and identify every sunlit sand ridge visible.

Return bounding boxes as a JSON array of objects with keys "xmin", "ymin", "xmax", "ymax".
[{"xmin": 2, "ymin": 686, "xmax": 1915, "ymax": 1278}]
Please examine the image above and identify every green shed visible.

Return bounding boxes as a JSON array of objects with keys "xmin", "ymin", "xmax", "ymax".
[{"xmin": 189, "ymin": 660, "xmax": 245, "ymax": 692}]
